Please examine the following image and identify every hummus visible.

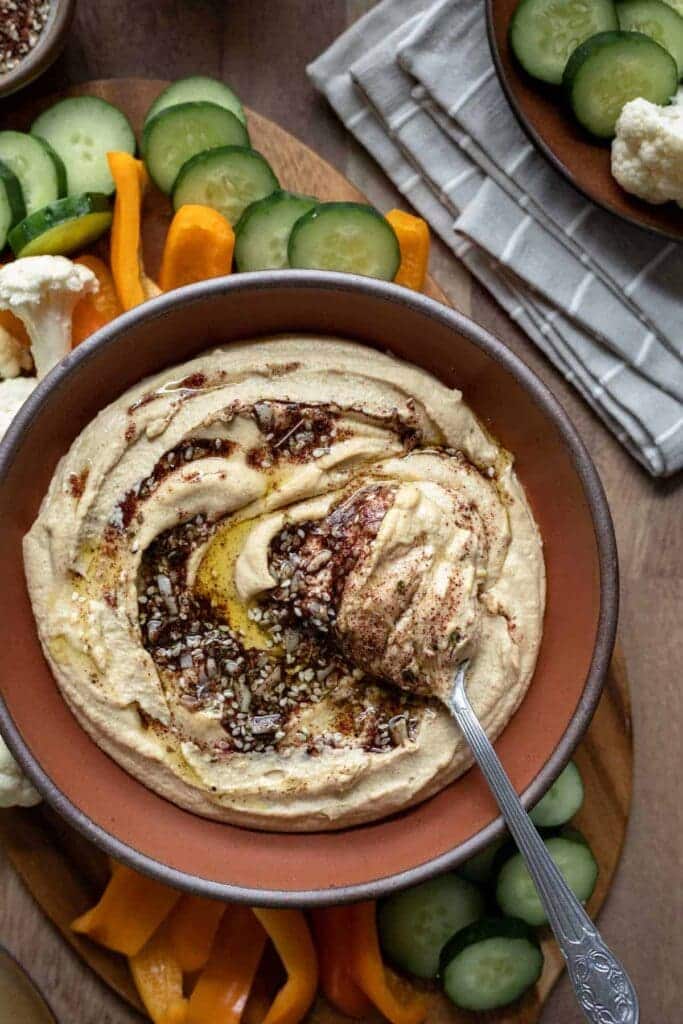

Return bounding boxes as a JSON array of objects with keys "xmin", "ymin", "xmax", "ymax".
[{"xmin": 24, "ymin": 337, "xmax": 545, "ymax": 831}]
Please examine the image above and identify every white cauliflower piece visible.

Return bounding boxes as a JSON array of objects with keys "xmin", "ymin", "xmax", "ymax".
[
  {"xmin": 0, "ymin": 733, "xmax": 41, "ymax": 808},
  {"xmin": 0, "ymin": 376, "xmax": 37, "ymax": 439},
  {"xmin": 612, "ymin": 88, "xmax": 683, "ymax": 208},
  {"xmin": 0, "ymin": 256, "xmax": 98, "ymax": 379},
  {"xmin": 0, "ymin": 325, "xmax": 32, "ymax": 379}
]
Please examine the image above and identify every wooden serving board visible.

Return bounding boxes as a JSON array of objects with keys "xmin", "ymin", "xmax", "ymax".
[{"xmin": 0, "ymin": 80, "xmax": 634, "ymax": 1023}]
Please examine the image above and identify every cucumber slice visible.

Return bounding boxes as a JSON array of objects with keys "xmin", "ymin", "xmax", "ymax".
[
  {"xmin": 378, "ymin": 874, "xmax": 484, "ymax": 979},
  {"xmin": 459, "ymin": 836, "xmax": 508, "ymax": 886},
  {"xmin": 234, "ymin": 190, "xmax": 318, "ymax": 271},
  {"xmin": 496, "ymin": 833, "xmax": 598, "ymax": 926},
  {"xmin": 8, "ymin": 193, "xmax": 112, "ymax": 258},
  {"xmin": 617, "ymin": 0, "xmax": 683, "ymax": 73},
  {"xmin": 288, "ymin": 202, "xmax": 401, "ymax": 280},
  {"xmin": 563, "ymin": 31, "xmax": 678, "ymax": 138},
  {"xmin": 440, "ymin": 918, "xmax": 543, "ymax": 1012},
  {"xmin": 0, "ymin": 160, "xmax": 26, "ymax": 250},
  {"xmin": 530, "ymin": 761, "xmax": 584, "ymax": 827},
  {"xmin": 31, "ymin": 97, "xmax": 136, "ymax": 196},
  {"xmin": 145, "ymin": 75, "xmax": 246, "ymax": 131},
  {"xmin": 144, "ymin": 103, "xmax": 250, "ymax": 195},
  {"xmin": 663, "ymin": 0, "xmax": 683, "ymax": 16},
  {"xmin": 172, "ymin": 146, "xmax": 278, "ymax": 225},
  {"xmin": 0, "ymin": 132, "xmax": 66, "ymax": 215},
  {"xmin": 509, "ymin": 0, "xmax": 618, "ymax": 85}
]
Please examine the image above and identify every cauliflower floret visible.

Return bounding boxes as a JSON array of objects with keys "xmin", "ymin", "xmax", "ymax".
[
  {"xmin": 0, "ymin": 733, "xmax": 40, "ymax": 808},
  {"xmin": 612, "ymin": 88, "xmax": 683, "ymax": 208},
  {"xmin": 0, "ymin": 325, "xmax": 33, "ymax": 379},
  {"xmin": 0, "ymin": 376, "xmax": 37, "ymax": 439},
  {"xmin": 0, "ymin": 256, "xmax": 97, "ymax": 379}
]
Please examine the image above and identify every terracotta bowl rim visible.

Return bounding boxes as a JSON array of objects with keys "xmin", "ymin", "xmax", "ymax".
[
  {"xmin": 0, "ymin": 271, "xmax": 619, "ymax": 904},
  {"xmin": 0, "ymin": 0, "xmax": 76, "ymax": 99},
  {"xmin": 484, "ymin": 0, "xmax": 683, "ymax": 244}
]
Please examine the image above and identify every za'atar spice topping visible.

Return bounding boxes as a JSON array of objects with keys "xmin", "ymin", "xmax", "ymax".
[{"xmin": 0, "ymin": 0, "xmax": 51, "ymax": 75}]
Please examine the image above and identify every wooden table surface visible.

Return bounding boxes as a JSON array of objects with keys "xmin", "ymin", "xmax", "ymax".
[{"xmin": 0, "ymin": 3, "xmax": 680, "ymax": 1023}]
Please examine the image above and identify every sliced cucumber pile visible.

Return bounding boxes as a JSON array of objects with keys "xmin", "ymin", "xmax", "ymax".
[
  {"xmin": 496, "ymin": 830, "xmax": 598, "ymax": 926},
  {"xmin": 31, "ymin": 97, "xmax": 136, "ymax": 196},
  {"xmin": 172, "ymin": 145, "xmax": 278, "ymax": 224},
  {"xmin": 530, "ymin": 760, "xmax": 584, "ymax": 827},
  {"xmin": 440, "ymin": 918, "xmax": 543, "ymax": 1012},
  {"xmin": 145, "ymin": 75, "xmax": 246, "ymax": 130},
  {"xmin": 288, "ymin": 202, "xmax": 401, "ymax": 280},
  {"xmin": 144, "ymin": 102, "xmax": 250, "ymax": 194},
  {"xmin": 235, "ymin": 190, "xmax": 317, "ymax": 270},
  {"xmin": 8, "ymin": 193, "xmax": 112, "ymax": 258},
  {"xmin": 0, "ymin": 132, "xmax": 66, "ymax": 215},
  {"xmin": 563, "ymin": 30, "xmax": 678, "ymax": 137},
  {"xmin": 617, "ymin": 0, "xmax": 683, "ymax": 74},
  {"xmin": 0, "ymin": 160, "xmax": 26, "ymax": 250},
  {"xmin": 509, "ymin": 0, "xmax": 618, "ymax": 84},
  {"xmin": 378, "ymin": 873, "xmax": 484, "ymax": 979}
]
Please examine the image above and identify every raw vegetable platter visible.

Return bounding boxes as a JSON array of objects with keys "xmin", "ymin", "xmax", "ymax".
[
  {"xmin": 0, "ymin": 76, "xmax": 635, "ymax": 1024},
  {"xmin": 487, "ymin": 0, "xmax": 683, "ymax": 240}
]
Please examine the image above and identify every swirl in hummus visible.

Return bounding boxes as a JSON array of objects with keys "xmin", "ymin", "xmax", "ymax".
[{"xmin": 24, "ymin": 337, "xmax": 545, "ymax": 830}]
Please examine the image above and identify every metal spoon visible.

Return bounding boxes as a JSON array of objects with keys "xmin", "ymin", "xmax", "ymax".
[{"xmin": 448, "ymin": 662, "xmax": 639, "ymax": 1024}]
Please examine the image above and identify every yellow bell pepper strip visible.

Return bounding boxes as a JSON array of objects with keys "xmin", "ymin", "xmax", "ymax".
[
  {"xmin": 71, "ymin": 254, "xmax": 123, "ymax": 347},
  {"xmin": 187, "ymin": 906, "xmax": 267, "ymax": 1024},
  {"xmin": 71, "ymin": 863, "xmax": 182, "ymax": 956},
  {"xmin": 167, "ymin": 894, "xmax": 226, "ymax": 973},
  {"xmin": 349, "ymin": 901, "xmax": 427, "ymax": 1024},
  {"xmin": 107, "ymin": 151, "xmax": 149, "ymax": 310},
  {"xmin": 311, "ymin": 907, "xmax": 372, "ymax": 1018},
  {"xmin": 385, "ymin": 210, "xmax": 430, "ymax": 292},
  {"xmin": 129, "ymin": 921, "xmax": 188, "ymax": 1024},
  {"xmin": 252, "ymin": 908, "xmax": 318, "ymax": 1024},
  {"xmin": 159, "ymin": 205, "xmax": 235, "ymax": 291}
]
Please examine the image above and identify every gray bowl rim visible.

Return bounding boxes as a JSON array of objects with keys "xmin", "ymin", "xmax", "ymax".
[{"xmin": 0, "ymin": 270, "xmax": 618, "ymax": 906}]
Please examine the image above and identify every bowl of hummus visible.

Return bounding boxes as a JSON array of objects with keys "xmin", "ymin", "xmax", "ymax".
[{"xmin": 0, "ymin": 272, "xmax": 617, "ymax": 904}]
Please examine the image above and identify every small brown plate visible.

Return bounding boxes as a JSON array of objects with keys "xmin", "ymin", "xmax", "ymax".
[{"xmin": 487, "ymin": 0, "xmax": 683, "ymax": 242}]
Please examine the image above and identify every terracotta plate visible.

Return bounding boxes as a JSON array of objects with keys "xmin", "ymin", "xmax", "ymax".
[
  {"xmin": 0, "ymin": 273, "xmax": 618, "ymax": 905},
  {"xmin": 487, "ymin": 0, "xmax": 683, "ymax": 242}
]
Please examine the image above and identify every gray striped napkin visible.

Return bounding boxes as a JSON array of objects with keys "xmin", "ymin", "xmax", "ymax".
[{"xmin": 308, "ymin": 0, "xmax": 683, "ymax": 476}]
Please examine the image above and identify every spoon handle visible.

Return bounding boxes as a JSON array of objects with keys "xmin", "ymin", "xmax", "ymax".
[{"xmin": 450, "ymin": 681, "xmax": 639, "ymax": 1024}]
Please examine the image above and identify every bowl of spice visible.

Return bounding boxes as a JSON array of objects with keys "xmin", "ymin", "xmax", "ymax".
[{"xmin": 0, "ymin": 0, "xmax": 75, "ymax": 99}]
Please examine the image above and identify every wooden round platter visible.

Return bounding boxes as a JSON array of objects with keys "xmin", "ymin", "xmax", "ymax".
[{"xmin": 0, "ymin": 80, "xmax": 634, "ymax": 1023}]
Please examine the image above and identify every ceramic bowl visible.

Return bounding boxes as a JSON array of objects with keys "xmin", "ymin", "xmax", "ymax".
[
  {"xmin": 487, "ymin": 0, "xmax": 683, "ymax": 242},
  {"xmin": 0, "ymin": 0, "xmax": 75, "ymax": 100},
  {"xmin": 0, "ymin": 272, "xmax": 618, "ymax": 905}
]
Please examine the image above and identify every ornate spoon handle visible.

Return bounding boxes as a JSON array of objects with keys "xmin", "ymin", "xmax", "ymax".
[{"xmin": 449, "ymin": 668, "xmax": 639, "ymax": 1024}]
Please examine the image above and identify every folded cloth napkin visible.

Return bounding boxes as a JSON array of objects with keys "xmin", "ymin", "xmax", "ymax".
[{"xmin": 308, "ymin": 0, "xmax": 683, "ymax": 476}]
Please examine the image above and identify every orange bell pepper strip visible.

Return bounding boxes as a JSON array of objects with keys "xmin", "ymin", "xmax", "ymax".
[
  {"xmin": 167, "ymin": 894, "xmax": 226, "ymax": 973},
  {"xmin": 187, "ymin": 906, "xmax": 267, "ymax": 1024},
  {"xmin": 385, "ymin": 210, "xmax": 430, "ymax": 292},
  {"xmin": 71, "ymin": 863, "xmax": 182, "ymax": 956},
  {"xmin": 129, "ymin": 920, "xmax": 188, "ymax": 1024},
  {"xmin": 159, "ymin": 205, "xmax": 235, "ymax": 291},
  {"xmin": 252, "ymin": 909, "xmax": 318, "ymax": 1024},
  {"xmin": 311, "ymin": 907, "xmax": 372, "ymax": 1017},
  {"xmin": 349, "ymin": 902, "xmax": 427, "ymax": 1024},
  {"xmin": 107, "ymin": 151, "xmax": 150, "ymax": 310},
  {"xmin": 71, "ymin": 254, "xmax": 123, "ymax": 346}
]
